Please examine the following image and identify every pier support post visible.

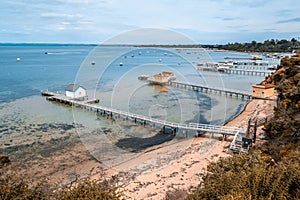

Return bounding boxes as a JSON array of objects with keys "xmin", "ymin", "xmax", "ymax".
[
  {"xmin": 172, "ymin": 128, "xmax": 175, "ymax": 135},
  {"xmin": 183, "ymin": 130, "xmax": 187, "ymax": 137}
]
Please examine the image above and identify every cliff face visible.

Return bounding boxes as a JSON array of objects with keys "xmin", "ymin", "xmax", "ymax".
[{"xmin": 262, "ymin": 50, "xmax": 300, "ymax": 161}]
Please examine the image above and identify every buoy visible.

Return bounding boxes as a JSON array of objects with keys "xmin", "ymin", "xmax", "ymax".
[
  {"xmin": 91, "ymin": 61, "xmax": 95, "ymax": 65},
  {"xmin": 119, "ymin": 62, "xmax": 123, "ymax": 66},
  {"xmin": 16, "ymin": 57, "xmax": 21, "ymax": 62},
  {"xmin": 159, "ymin": 58, "xmax": 162, "ymax": 62}
]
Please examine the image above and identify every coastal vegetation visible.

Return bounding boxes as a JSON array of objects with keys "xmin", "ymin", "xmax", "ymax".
[
  {"xmin": 209, "ymin": 38, "xmax": 300, "ymax": 53},
  {"xmin": 139, "ymin": 38, "xmax": 299, "ymax": 53},
  {"xmin": 0, "ymin": 165, "xmax": 122, "ymax": 200}
]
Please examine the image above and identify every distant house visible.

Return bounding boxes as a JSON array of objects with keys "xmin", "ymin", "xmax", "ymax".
[
  {"xmin": 147, "ymin": 71, "xmax": 176, "ymax": 85},
  {"xmin": 252, "ymin": 84, "xmax": 274, "ymax": 98},
  {"xmin": 65, "ymin": 84, "xmax": 87, "ymax": 100}
]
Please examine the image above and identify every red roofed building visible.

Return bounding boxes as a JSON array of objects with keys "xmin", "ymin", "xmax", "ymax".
[{"xmin": 252, "ymin": 84, "xmax": 275, "ymax": 98}]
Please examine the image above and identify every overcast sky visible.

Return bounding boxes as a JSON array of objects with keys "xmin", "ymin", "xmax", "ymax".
[{"xmin": 1, "ymin": 0, "xmax": 300, "ymax": 44}]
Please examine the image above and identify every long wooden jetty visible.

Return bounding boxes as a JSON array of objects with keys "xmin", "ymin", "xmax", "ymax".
[
  {"xmin": 221, "ymin": 69, "xmax": 273, "ymax": 76},
  {"xmin": 169, "ymin": 81, "xmax": 252, "ymax": 100},
  {"xmin": 41, "ymin": 91, "xmax": 242, "ymax": 137}
]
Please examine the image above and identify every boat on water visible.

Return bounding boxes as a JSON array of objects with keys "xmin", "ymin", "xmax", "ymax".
[
  {"xmin": 250, "ymin": 56, "xmax": 262, "ymax": 60},
  {"xmin": 138, "ymin": 75, "xmax": 149, "ymax": 80},
  {"xmin": 217, "ymin": 66, "xmax": 230, "ymax": 72}
]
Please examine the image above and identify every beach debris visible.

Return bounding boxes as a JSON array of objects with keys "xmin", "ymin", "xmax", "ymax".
[{"xmin": 0, "ymin": 156, "xmax": 11, "ymax": 167}]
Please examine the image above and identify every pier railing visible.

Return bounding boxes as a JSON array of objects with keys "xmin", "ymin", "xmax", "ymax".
[{"xmin": 169, "ymin": 81, "xmax": 252, "ymax": 100}]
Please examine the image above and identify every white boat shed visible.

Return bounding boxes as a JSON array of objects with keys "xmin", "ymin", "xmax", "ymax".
[{"xmin": 65, "ymin": 84, "xmax": 87, "ymax": 100}]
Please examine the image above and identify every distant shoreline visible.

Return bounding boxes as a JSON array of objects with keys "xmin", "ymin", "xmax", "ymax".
[
  {"xmin": 0, "ymin": 43, "xmax": 97, "ymax": 46},
  {"xmin": 0, "ymin": 43, "xmax": 292, "ymax": 54}
]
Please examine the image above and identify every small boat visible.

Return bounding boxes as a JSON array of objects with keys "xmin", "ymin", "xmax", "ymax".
[
  {"xmin": 138, "ymin": 75, "xmax": 149, "ymax": 80},
  {"xmin": 251, "ymin": 56, "xmax": 262, "ymax": 60},
  {"xmin": 217, "ymin": 66, "xmax": 230, "ymax": 72}
]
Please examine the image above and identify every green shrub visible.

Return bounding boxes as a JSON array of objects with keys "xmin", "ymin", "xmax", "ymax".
[
  {"xmin": 187, "ymin": 153, "xmax": 300, "ymax": 200},
  {"xmin": 0, "ymin": 166, "xmax": 123, "ymax": 200}
]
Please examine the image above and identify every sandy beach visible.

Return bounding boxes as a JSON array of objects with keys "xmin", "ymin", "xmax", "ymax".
[
  {"xmin": 115, "ymin": 98, "xmax": 276, "ymax": 199},
  {"xmin": 0, "ymin": 97, "xmax": 275, "ymax": 199}
]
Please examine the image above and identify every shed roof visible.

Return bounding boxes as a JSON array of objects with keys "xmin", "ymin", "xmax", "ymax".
[{"xmin": 65, "ymin": 84, "xmax": 85, "ymax": 92}]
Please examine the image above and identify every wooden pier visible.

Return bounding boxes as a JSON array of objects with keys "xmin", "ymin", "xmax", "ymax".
[
  {"xmin": 221, "ymin": 69, "xmax": 274, "ymax": 76},
  {"xmin": 169, "ymin": 81, "xmax": 252, "ymax": 100},
  {"xmin": 41, "ymin": 91, "xmax": 242, "ymax": 137}
]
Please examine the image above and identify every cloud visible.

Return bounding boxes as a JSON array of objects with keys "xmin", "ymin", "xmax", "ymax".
[
  {"xmin": 277, "ymin": 17, "xmax": 300, "ymax": 24},
  {"xmin": 1, "ymin": 0, "xmax": 300, "ymax": 43},
  {"xmin": 274, "ymin": 9, "xmax": 293, "ymax": 17},
  {"xmin": 226, "ymin": 25, "xmax": 246, "ymax": 29},
  {"xmin": 222, "ymin": 17, "xmax": 236, "ymax": 21},
  {"xmin": 227, "ymin": 0, "xmax": 269, "ymax": 8},
  {"xmin": 40, "ymin": 13, "xmax": 83, "ymax": 19},
  {"xmin": 103, "ymin": 28, "xmax": 195, "ymax": 45}
]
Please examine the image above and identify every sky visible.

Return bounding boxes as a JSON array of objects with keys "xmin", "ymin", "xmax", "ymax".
[{"xmin": 1, "ymin": 0, "xmax": 300, "ymax": 44}]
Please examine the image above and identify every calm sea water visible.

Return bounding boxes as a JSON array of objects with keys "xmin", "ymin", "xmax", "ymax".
[
  {"xmin": 0, "ymin": 44, "xmax": 266, "ymax": 166},
  {"xmin": 0, "ymin": 44, "xmax": 94, "ymax": 102},
  {"xmin": 0, "ymin": 44, "xmax": 267, "ymax": 126}
]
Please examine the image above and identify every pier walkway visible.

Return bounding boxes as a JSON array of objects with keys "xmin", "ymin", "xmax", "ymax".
[
  {"xmin": 41, "ymin": 91, "xmax": 242, "ymax": 137},
  {"xmin": 169, "ymin": 81, "xmax": 252, "ymax": 100},
  {"xmin": 221, "ymin": 68, "xmax": 274, "ymax": 76}
]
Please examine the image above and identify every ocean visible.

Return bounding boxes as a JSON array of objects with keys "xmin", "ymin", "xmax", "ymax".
[{"xmin": 0, "ymin": 44, "xmax": 267, "ymax": 167}]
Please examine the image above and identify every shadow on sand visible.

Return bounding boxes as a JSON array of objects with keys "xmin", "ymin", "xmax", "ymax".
[{"xmin": 115, "ymin": 130, "xmax": 175, "ymax": 152}]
